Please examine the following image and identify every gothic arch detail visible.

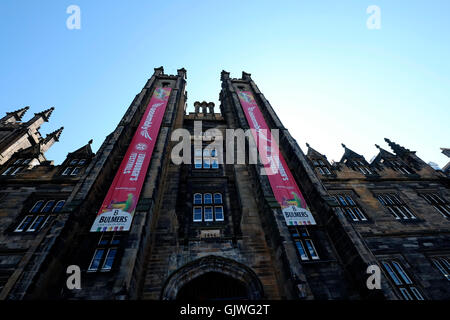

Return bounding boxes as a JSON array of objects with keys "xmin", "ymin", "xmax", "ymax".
[{"xmin": 160, "ymin": 255, "xmax": 265, "ymax": 300}]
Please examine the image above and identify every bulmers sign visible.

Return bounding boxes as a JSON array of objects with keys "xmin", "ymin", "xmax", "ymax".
[
  {"xmin": 237, "ymin": 90, "xmax": 316, "ymax": 226},
  {"xmin": 90, "ymin": 87, "xmax": 172, "ymax": 232}
]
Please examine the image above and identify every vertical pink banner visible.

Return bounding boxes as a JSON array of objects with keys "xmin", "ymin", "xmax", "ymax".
[
  {"xmin": 237, "ymin": 91, "xmax": 316, "ymax": 225},
  {"xmin": 90, "ymin": 87, "xmax": 172, "ymax": 232}
]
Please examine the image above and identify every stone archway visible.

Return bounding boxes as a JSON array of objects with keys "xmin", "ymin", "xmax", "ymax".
[{"xmin": 160, "ymin": 255, "xmax": 265, "ymax": 300}]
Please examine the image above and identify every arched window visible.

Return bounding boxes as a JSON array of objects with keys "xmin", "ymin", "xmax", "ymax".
[
  {"xmin": 214, "ymin": 193, "xmax": 222, "ymax": 204},
  {"xmin": 338, "ymin": 196, "xmax": 347, "ymax": 206},
  {"xmin": 345, "ymin": 196, "xmax": 355, "ymax": 206},
  {"xmin": 30, "ymin": 200, "xmax": 44, "ymax": 213},
  {"xmin": 204, "ymin": 193, "xmax": 212, "ymax": 204},
  {"xmin": 41, "ymin": 200, "xmax": 55, "ymax": 213},
  {"xmin": 193, "ymin": 193, "xmax": 202, "ymax": 205},
  {"xmin": 53, "ymin": 200, "xmax": 65, "ymax": 212}
]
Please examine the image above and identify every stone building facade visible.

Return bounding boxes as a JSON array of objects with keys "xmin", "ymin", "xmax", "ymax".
[{"xmin": 0, "ymin": 67, "xmax": 448, "ymax": 300}]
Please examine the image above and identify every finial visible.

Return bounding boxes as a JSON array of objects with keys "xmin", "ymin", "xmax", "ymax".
[
  {"xmin": 306, "ymin": 143, "xmax": 310, "ymax": 148},
  {"xmin": 34, "ymin": 107, "xmax": 55, "ymax": 122},
  {"xmin": 154, "ymin": 66, "xmax": 164, "ymax": 75},
  {"xmin": 88, "ymin": 139, "xmax": 93, "ymax": 145},
  {"xmin": 177, "ymin": 68, "xmax": 187, "ymax": 79},
  {"xmin": 341, "ymin": 143, "xmax": 346, "ymax": 149},
  {"xmin": 221, "ymin": 70, "xmax": 230, "ymax": 81},
  {"xmin": 45, "ymin": 126, "xmax": 64, "ymax": 141},
  {"xmin": 242, "ymin": 71, "xmax": 252, "ymax": 80},
  {"xmin": 375, "ymin": 144, "xmax": 380, "ymax": 149},
  {"xmin": 5, "ymin": 106, "xmax": 30, "ymax": 121}
]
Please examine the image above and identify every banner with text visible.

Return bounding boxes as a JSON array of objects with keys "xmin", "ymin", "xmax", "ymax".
[
  {"xmin": 90, "ymin": 87, "xmax": 172, "ymax": 232},
  {"xmin": 237, "ymin": 90, "xmax": 316, "ymax": 225}
]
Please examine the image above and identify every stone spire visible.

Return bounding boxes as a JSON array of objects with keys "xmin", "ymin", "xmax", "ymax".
[
  {"xmin": 40, "ymin": 126, "xmax": 64, "ymax": 154},
  {"xmin": 384, "ymin": 138, "xmax": 413, "ymax": 157},
  {"xmin": 220, "ymin": 70, "xmax": 230, "ymax": 81},
  {"xmin": 24, "ymin": 107, "xmax": 55, "ymax": 134},
  {"xmin": 1, "ymin": 106, "xmax": 30, "ymax": 123},
  {"xmin": 177, "ymin": 68, "xmax": 187, "ymax": 79},
  {"xmin": 45, "ymin": 126, "xmax": 64, "ymax": 142},
  {"xmin": 34, "ymin": 107, "xmax": 55, "ymax": 122}
]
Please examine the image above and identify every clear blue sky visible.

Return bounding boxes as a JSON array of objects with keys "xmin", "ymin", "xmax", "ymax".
[{"xmin": 1, "ymin": 0, "xmax": 449, "ymax": 167}]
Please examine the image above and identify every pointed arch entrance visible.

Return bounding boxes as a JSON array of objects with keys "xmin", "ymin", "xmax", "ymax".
[{"xmin": 160, "ymin": 255, "xmax": 264, "ymax": 300}]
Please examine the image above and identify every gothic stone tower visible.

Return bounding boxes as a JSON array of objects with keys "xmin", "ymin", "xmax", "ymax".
[
  {"xmin": 3, "ymin": 67, "xmax": 398, "ymax": 300},
  {"xmin": 33, "ymin": 67, "xmax": 378, "ymax": 301},
  {"xmin": 0, "ymin": 105, "xmax": 95, "ymax": 299}
]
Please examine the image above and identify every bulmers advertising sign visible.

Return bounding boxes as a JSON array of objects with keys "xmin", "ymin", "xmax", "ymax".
[
  {"xmin": 90, "ymin": 87, "xmax": 172, "ymax": 232},
  {"xmin": 237, "ymin": 90, "xmax": 316, "ymax": 226}
]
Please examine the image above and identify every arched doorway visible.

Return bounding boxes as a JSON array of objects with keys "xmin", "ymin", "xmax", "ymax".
[
  {"xmin": 177, "ymin": 272, "xmax": 248, "ymax": 300},
  {"xmin": 160, "ymin": 255, "xmax": 264, "ymax": 300}
]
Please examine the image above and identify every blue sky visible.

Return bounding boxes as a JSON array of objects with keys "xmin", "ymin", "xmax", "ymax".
[{"xmin": 0, "ymin": 0, "xmax": 449, "ymax": 167}]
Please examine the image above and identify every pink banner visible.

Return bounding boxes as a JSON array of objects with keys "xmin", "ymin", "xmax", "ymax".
[
  {"xmin": 90, "ymin": 87, "xmax": 172, "ymax": 232},
  {"xmin": 237, "ymin": 91, "xmax": 316, "ymax": 225}
]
